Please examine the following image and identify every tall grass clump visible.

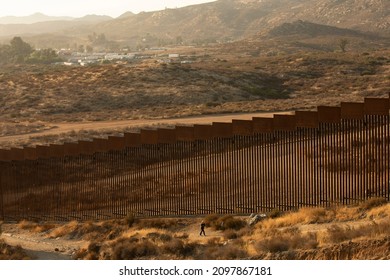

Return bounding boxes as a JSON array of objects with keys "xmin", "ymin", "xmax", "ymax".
[
  {"xmin": 125, "ymin": 213, "xmax": 136, "ymax": 227},
  {"xmin": 359, "ymin": 197, "xmax": 388, "ymax": 211},
  {"xmin": 366, "ymin": 203, "xmax": 390, "ymax": 219},
  {"xmin": 0, "ymin": 241, "xmax": 31, "ymax": 260},
  {"xmin": 202, "ymin": 242, "xmax": 248, "ymax": 260},
  {"xmin": 18, "ymin": 220, "xmax": 55, "ymax": 233},
  {"xmin": 204, "ymin": 214, "xmax": 247, "ymax": 231},
  {"xmin": 321, "ymin": 220, "xmax": 390, "ymax": 244},
  {"xmin": 135, "ymin": 218, "xmax": 179, "ymax": 230},
  {"xmin": 162, "ymin": 239, "xmax": 196, "ymax": 258},
  {"xmin": 260, "ymin": 207, "xmax": 334, "ymax": 229},
  {"xmin": 111, "ymin": 238, "xmax": 159, "ymax": 260},
  {"xmin": 256, "ymin": 229, "xmax": 318, "ymax": 253}
]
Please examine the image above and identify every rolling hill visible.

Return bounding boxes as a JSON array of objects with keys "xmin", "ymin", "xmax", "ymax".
[{"xmin": 0, "ymin": 0, "xmax": 388, "ymax": 48}]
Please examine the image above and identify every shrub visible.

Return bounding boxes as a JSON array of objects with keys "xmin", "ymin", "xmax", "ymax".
[
  {"xmin": 0, "ymin": 240, "xmax": 31, "ymax": 260},
  {"xmin": 219, "ymin": 216, "xmax": 247, "ymax": 231},
  {"xmin": 322, "ymin": 225, "xmax": 362, "ymax": 244},
  {"xmin": 112, "ymin": 238, "xmax": 158, "ymax": 260},
  {"xmin": 268, "ymin": 208, "xmax": 284, "ymax": 219},
  {"xmin": 203, "ymin": 243, "xmax": 248, "ymax": 260},
  {"xmin": 257, "ymin": 238, "xmax": 289, "ymax": 253},
  {"xmin": 84, "ymin": 242, "xmax": 101, "ymax": 260},
  {"xmin": 322, "ymin": 221, "xmax": 390, "ymax": 244},
  {"xmin": 146, "ymin": 232, "xmax": 172, "ymax": 242},
  {"xmin": 125, "ymin": 213, "xmax": 136, "ymax": 227},
  {"xmin": 204, "ymin": 214, "xmax": 220, "ymax": 226},
  {"xmin": 174, "ymin": 233, "xmax": 189, "ymax": 239},
  {"xmin": 204, "ymin": 215, "xmax": 247, "ymax": 231},
  {"xmin": 136, "ymin": 218, "xmax": 178, "ymax": 230},
  {"xmin": 256, "ymin": 232, "xmax": 318, "ymax": 253},
  {"xmin": 359, "ymin": 197, "xmax": 388, "ymax": 211},
  {"xmin": 223, "ymin": 229, "xmax": 239, "ymax": 240},
  {"xmin": 260, "ymin": 207, "xmax": 334, "ymax": 229},
  {"xmin": 367, "ymin": 203, "xmax": 390, "ymax": 219},
  {"xmin": 18, "ymin": 220, "xmax": 55, "ymax": 233},
  {"xmin": 162, "ymin": 239, "xmax": 195, "ymax": 258}
]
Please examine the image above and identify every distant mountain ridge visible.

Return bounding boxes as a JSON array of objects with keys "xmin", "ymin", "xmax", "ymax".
[
  {"xmin": 90, "ymin": 0, "xmax": 390, "ymax": 41},
  {"xmin": 0, "ymin": 12, "xmax": 112, "ymax": 25},
  {"xmin": 0, "ymin": 12, "xmax": 73, "ymax": 24},
  {"xmin": 0, "ymin": 0, "xmax": 388, "ymax": 48}
]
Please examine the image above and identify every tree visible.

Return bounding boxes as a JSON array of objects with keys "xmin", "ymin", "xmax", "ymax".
[
  {"xmin": 26, "ymin": 48, "xmax": 63, "ymax": 64},
  {"xmin": 0, "ymin": 37, "xmax": 33, "ymax": 63},
  {"xmin": 339, "ymin": 39, "xmax": 349, "ymax": 52},
  {"xmin": 78, "ymin": 44, "xmax": 85, "ymax": 53},
  {"xmin": 10, "ymin": 37, "xmax": 33, "ymax": 58},
  {"xmin": 176, "ymin": 36, "xmax": 183, "ymax": 45},
  {"xmin": 86, "ymin": 45, "xmax": 94, "ymax": 53},
  {"xmin": 0, "ymin": 44, "xmax": 11, "ymax": 63}
]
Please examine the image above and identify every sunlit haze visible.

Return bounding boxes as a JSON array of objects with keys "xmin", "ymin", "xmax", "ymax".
[{"xmin": 0, "ymin": 0, "xmax": 217, "ymax": 18}]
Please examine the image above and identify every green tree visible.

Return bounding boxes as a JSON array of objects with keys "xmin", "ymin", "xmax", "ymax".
[
  {"xmin": 0, "ymin": 37, "xmax": 33, "ymax": 63},
  {"xmin": 10, "ymin": 37, "xmax": 33, "ymax": 62},
  {"xmin": 0, "ymin": 44, "xmax": 11, "ymax": 63},
  {"xmin": 26, "ymin": 48, "xmax": 63, "ymax": 64}
]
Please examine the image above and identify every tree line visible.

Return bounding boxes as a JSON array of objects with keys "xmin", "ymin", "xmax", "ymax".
[{"xmin": 0, "ymin": 37, "xmax": 62, "ymax": 64}]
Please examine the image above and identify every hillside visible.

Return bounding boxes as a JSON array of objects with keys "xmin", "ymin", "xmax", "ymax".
[
  {"xmin": 1, "ymin": 0, "xmax": 389, "ymax": 48},
  {"xmin": 1, "ymin": 46, "xmax": 389, "ymax": 148},
  {"xmin": 257, "ymin": 20, "xmax": 390, "ymax": 52},
  {"xmin": 268, "ymin": 20, "xmax": 374, "ymax": 38},
  {"xmin": 1, "ymin": 199, "xmax": 390, "ymax": 260},
  {"xmin": 83, "ymin": 0, "xmax": 390, "ymax": 46}
]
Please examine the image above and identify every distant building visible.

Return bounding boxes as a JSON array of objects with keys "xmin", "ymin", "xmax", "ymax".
[{"xmin": 168, "ymin": 54, "xmax": 180, "ymax": 58}]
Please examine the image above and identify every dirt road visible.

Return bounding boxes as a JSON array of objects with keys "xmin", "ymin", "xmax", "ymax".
[
  {"xmin": 1, "ymin": 224, "xmax": 86, "ymax": 260},
  {"xmin": 0, "ymin": 111, "xmax": 291, "ymax": 144}
]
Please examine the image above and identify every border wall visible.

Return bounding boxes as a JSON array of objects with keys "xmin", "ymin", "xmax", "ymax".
[{"xmin": 1, "ymin": 97, "xmax": 390, "ymax": 221}]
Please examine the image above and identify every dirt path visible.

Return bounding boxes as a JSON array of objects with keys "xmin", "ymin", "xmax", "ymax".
[
  {"xmin": 0, "ymin": 111, "xmax": 291, "ymax": 144},
  {"xmin": 1, "ymin": 224, "xmax": 86, "ymax": 260}
]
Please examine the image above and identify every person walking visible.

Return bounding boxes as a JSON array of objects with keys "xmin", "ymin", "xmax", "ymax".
[{"xmin": 200, "ymin": 221, "xmax": 206, "ymax": 236}]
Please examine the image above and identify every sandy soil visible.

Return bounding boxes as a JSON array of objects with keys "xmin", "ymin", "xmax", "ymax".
[
  {"xmin": 1, "ymin": 224, "xmax": 86, "ymax": 260},
  {"xmin": 0, "ymin": 111, "xmax": 291, "ymax": 145}
]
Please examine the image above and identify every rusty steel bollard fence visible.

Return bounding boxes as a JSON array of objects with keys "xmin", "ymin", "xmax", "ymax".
[{"xmin": 0, "ymin": 97, "xmax": 390, "ymax": 221}]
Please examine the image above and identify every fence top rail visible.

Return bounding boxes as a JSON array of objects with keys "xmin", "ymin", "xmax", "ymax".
[{"xmin": 1, "ymin": 96, "xmax": 389, "ymax": 162}]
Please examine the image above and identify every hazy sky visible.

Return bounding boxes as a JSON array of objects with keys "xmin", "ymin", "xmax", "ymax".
[{"xmin": 0, "ymin": 0, "xmax": 217, "ymax": 17}]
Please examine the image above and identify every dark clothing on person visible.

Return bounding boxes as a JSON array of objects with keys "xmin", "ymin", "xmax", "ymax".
[{"xmin": 200, "ymin": 222, "xmax": 206, "ymax": 236}]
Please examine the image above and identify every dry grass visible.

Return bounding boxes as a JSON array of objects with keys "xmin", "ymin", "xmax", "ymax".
[
  {"xmin": 358, "ymin": 197, "xmax": 388, "ymax": 211},
  {"xmin": 256, "ymin": 230, "xmax": 319, "ymax": 253},
  {"xmin": 0, "ymin": 239, "xmax": 31, "ymax": 260},
  {"xmin": 259, "ymin": 207, "xmax": 335, "ymax": 229},
  {"xmin": 47, "ymin": 220, "xmax": 126, "ymax": 241},
  {"xmin": 204, "ymin": 214, "xmax": 247, "ymax": 231},
  {"xmin": 366, "ymin": 203, "xmax": 390, "ymax": 219},
  {"xmin": 67, "ymin": 202, "xmax": 390, "ymax": 259},
  {"xmin": 318, "ymin": 220, "xmax": 390, "ymax": 245},
  {"xmin": 134, "ymin": 218, "xmax": 182, "ymax": 231},
  {"xmin": 18, "ymin": 220, "xmax": 56, "ymax": 233},
  {"xmin": 8, "ymin": 201, "xmax": 390, "ymax": 260}
]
